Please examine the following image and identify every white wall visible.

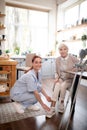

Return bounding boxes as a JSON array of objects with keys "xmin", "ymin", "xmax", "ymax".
[
  {"xmin": 0, "ymin": 0, "xmax": 5, "ymax": 13},
  {"xmin": 5, "ymin": 0, "xmax": 56, "ymax": 9},
  {"xmin": 57, "ymin": 0, "xmax": 67, "ymax": 4}
]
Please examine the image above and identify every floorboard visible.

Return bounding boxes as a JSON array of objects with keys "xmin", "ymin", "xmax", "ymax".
[{"xmin": 0, "ymin": 78, "xmax": 87, "ymax": 130}]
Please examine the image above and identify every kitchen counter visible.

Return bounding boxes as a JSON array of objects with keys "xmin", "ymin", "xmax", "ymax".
[
  {"xmin": 11, "ymin": 55, "xmax": 56, "ymax": 79},
  {"xmin": 11, "ymin": 55, "xmax": 57, "ymax": 59}
]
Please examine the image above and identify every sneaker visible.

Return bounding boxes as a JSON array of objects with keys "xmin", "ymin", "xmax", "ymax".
[
  {"xmin": 46, "ymin": 107, "xmax": 55, "ymax": 118},
  {"xmin": 28, "ymin": 105, "xmax": 40, "ymax": 111},
  {"xmin": 58, "ymin": 102, "xmax": 64, "ymax": 113},
  {"xmin": 13, "ymin": 102, "xmax": 25, "ymax": 114}
]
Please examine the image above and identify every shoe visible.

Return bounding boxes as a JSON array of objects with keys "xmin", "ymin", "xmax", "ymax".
[
  {"xmin": 58, "ymin": 102, "xmax": 64, "ymax": 113},
  {"xmin": 28, "ymin": 105, "xmax": 40, "ymax": 111},
  {"xmin": 13, "ymin": 102, "xmax": 25, "ymax": 114},
  {"xmin": 46, "ymin": 107, "xmax": 55, "ymax": 118}
]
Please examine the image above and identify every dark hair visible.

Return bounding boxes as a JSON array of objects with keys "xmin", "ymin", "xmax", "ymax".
[
  {"xmin": 32, "ymin": 55, "xmax": 42, "ymax": 63},
  {"xmin": 25, "ymin": 55, "xmax": 42, "ymax": 73}
]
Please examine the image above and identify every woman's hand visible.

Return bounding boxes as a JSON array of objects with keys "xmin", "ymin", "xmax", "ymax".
[
  {"xmin": 42, "ymin": 103, "xmax": 50, "ymax": 111},
  {"xmin": 46, "ymin": 96, "xmax": 52, "ymax": 102}
]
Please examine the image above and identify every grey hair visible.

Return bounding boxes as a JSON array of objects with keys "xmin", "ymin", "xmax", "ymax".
[{"xmin": 58, "ymin": 43, "xmax": 68, "ymax": 50}]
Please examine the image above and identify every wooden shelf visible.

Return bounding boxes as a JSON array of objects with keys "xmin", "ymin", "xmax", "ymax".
[
  {"xmin": 0, "ymin": 14, "xmax": 5, "ymax": 17},
  {"xmin": 61, "ymin": 39, "xmax": 81, "ymax": 43},
  {"xmin": 0, "ymin": 60, "xmax": 17, "ymax": 97},
  {"xmin": 0, "ymin": 39, "xmax": 6, "ymax": 42},
  {"xmin": 0, "ymin": 91, "xmax": 9, "ymax": 96},
  {"xmin": 0, "ymin": 71, "xmax": 11, "ymax": 74},
  {"xmin": 0, "ymin": 80, "xmax": 11, "ymax": 84},
  {"xmin": 0, "ymin": 26, "xmax": 6, "ymax": 30},
  {"xmin": 57, "ymin": 23, "xmax": 87, "ymax": 33}
]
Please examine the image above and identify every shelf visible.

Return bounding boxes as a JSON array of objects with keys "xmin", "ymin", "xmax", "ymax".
[
  {"xmin": 0, "ymin": 14, "xmax": 5, "ymax": 17},
  {"xmin": 0, "ymin": 26, "xmax": 6, "ymax": 30},
  {"xmin": 0, "ymin": 39, "xmax": 6, "ymax": 42},
  {"xmin": 0, "ymin": 80, "xmax": 11, "ymax": 84},
  {"xmin": 57, "ymin": 23, "xmax": 87, "ymax": 33},
  {"xmin": 0, "ymin": 91, "xmax": 9, "ymax": 96},
  {"xmin": 0, "ymin": 71, "xmax": 11, "ymax": 74},
  {"xmin": 61, "ymin": 39, "xmax": 81, "ymax": 43}
]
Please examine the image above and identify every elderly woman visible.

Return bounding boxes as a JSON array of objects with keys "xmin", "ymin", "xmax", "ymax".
[{"xmin": 46, "ymin": 43, "xmax": 79, "ymax": 118}]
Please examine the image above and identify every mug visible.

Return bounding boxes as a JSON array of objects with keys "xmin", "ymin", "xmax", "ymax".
[
  {"xmin": 0, "ymin": 49, "xmax": 2, "ymax": 55},
  {"xmin": 2, "ymin": 35, "xmax": 5, "ymax": 40}
]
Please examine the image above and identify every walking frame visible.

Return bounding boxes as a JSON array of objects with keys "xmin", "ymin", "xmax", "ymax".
[{"xmin": 58, "ymin": 60, "xmax": 87, "ymax": 130}]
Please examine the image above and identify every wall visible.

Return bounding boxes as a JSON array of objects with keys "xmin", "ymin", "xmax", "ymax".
[
  {"xmin": 6, "ymin": 0, "xmax": 56, "ymax": 9},
  {"xmin": 0, "ymin": 0, "xmax": 5, "ymax": 52},
  {"xmin": 0, "ymin": 0, "xmax": 5, "ymax": 13},
  {"xmin": 57, "ymin": 0, "xmax": 67, "ymax": 4}
]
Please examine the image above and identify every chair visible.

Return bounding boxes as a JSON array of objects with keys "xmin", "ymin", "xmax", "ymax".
[{"xmin": 16, "ymin": 53, "xmax": 36, "ymax": 79}]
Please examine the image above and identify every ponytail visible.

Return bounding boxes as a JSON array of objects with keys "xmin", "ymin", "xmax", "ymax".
[{"xmin": 25, "ymin": 55, "xmax": 42, "ymax": 73}]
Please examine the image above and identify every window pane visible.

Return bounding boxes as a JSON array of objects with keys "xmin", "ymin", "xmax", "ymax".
[
  {"xmin": 80, "ymin": 1, "xmax": 87, "ymax": 19},
  {"xmin": 5, "ymin": 6, "xmax": 48, "ymax": 56},
  {"xmin": 65, "ymin": 5, "xmax": 79, "ymax": 27}
]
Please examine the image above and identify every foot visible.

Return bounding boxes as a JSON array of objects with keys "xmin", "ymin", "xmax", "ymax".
[
  {"xmin": 46, "ymin": 107, "xmax": 55, "ymax": 118},
  {"xmin": 13, "ymin": 102, "xmax": 25, "ymax": 114},
  {"xmin": 28, "ymin": 105, "xmax": 40, "ymax": 111},
  {"xmin": 58, "ymin": 102, "xmax": 64, "ymax": 113}
]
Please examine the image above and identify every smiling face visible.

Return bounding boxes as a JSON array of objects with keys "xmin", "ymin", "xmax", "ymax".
[
  {"xmin": 32, "ymin": 57, "xmax": 42, "ymax": 71},
  {"xmin": 59, "ymin": 44, "xmax": 68, "ymax": 58}
]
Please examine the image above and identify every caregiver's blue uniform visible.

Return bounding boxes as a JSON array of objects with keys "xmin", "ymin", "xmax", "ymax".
[{"xmin": 10, "ymin": 69, "xmax": 42, "ymax": 108}]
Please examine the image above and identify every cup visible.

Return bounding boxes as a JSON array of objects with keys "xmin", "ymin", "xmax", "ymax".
[
  {"xmin": 0, "ymin": 49, "xmax": 2, "ymax": 55},
  {"xmin": 2, "ymin": 35, "xmax": 5, "ymax": 40}
]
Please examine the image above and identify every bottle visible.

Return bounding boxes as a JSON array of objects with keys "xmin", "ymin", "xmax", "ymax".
[{"xmin": 0, "ymin": 49, "xmax": 2, "ymax": 55}]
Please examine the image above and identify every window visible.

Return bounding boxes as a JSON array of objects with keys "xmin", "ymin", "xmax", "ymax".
[
  {"xmin": 62, "ymin": 0, "xmax": 87, "ymax": 56},
  {"xmin": 64, "ymin": 5, "xmax": 79, "ymax": 27},
  {"xmin": 80, "ymin": 1, "xmax": 87, "ymax": 19},
  {"xmin": 5, "ymin": 6, "xmax": 48, "ymax": 56},
  {"xmin": 64, "ymin": 0, "xmax": 87, "ymax": 27}
]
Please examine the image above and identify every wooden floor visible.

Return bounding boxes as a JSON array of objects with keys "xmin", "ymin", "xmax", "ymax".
[{"xmin": 0, "ymin": 79, "xmax": 87, "ymax": 130}]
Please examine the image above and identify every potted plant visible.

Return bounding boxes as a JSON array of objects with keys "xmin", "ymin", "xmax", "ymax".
[
  {"xmin": 13, "ymin": 42, "xmax": 20, "ymax": 55},
  {"xmin": 14, "ymin": 46, "xmax": 20, "ymax": 55},
  {"xmin": 5, "ymin": 49, "xmax": 10, "ymax": 54},
  {"xmin": 81, "ymin": 34, "xmax": 87, "ymax": 48}
]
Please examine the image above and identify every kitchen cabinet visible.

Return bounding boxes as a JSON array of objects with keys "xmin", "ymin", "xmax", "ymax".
[
  {"xmin": 11, "ymin": 56, "xmax": 56, "ymax": 79},
  {"xmin": 0, "ymin": 59, "xmax": 17, "ymax": 96},
  {"xmin": 41, "ymin": 58, "xmax": 56, "ymax": 79}
]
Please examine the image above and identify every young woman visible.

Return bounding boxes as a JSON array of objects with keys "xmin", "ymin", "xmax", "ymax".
[
  {"xmin": 10, "ymin": 55, "xmax": 51, "ymax": 114},
  {"xmin": 46, "ymin": 43, "xmax": 79, "ymax": 118}
]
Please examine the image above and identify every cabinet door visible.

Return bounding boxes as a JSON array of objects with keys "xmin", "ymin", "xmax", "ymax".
[
  {"xmin": 41, "ymin": 58, "xmax": 55, "ymax": 79},
  {"xmin": 51, "ymin": 58, "xmax": 56, "ymax": 78}
]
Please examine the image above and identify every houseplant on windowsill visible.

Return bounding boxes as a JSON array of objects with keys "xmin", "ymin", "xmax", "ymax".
[{"xmin": 14, "ymin": 46, "xmax": 20, "ymax": 55}]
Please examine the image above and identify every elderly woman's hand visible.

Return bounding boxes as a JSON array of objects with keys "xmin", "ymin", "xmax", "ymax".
[
  {"xmin": 71, "ymin": 67, "xmax": 78, "ymax": 72},
  {"xmin": 54, "ymin": 78, "xmax": 58, "ymax": 84}
]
